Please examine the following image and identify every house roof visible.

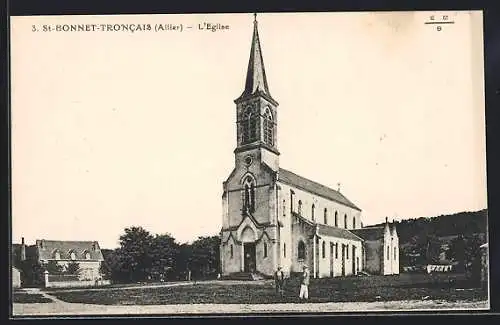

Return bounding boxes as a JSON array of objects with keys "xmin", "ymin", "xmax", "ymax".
[
  {"xmin": 278, "ymin": 168, "xmax": 361, "ymax": 211},
  {"xmin": 36, "ymin": 240, "xmax": 104, "ymax": 261},
  {"xmin": 317, "ymin": 224, "xmax": 363, "ymax": 242},
  {"xmin": 351, "ymin": 227, "xmax": 385, "ymax": 241}
]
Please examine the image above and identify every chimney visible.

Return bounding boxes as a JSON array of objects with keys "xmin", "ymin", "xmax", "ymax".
[{"xmin": 20, "ymin": 237, "xmax": 26, "ymax": 261}]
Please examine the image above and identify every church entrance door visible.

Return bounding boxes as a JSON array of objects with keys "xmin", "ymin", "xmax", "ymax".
[{"xmin": 244, "ymin": 243, "xmax": 256, "ymax": 273}]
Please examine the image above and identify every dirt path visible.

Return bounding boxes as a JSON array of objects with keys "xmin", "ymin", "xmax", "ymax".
[
  {"xmin": 12, "ymin": 291, "xmax": 489, "ymax": 316},
  {"xmin": 43, "ymin": 280, "xmax": 270, "ymax": 293}
]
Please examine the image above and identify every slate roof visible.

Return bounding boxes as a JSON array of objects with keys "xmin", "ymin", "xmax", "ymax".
[
  {"xmin": 278, "ymin": 168, "xmax": 361, "ymax": 211},
  {"xmin": 317, "ymin": 224, "xmax": 363, "ymax": 241},
  {"xmin": 36, "ymin": 240, "xmax": 104, "ymax": 261},
  {"xmin": 292, "ymin": 212, "xmax": 362, "ymax": 241},
  {"xmin": 351, "ymin": 227, "xmax": 385, "ymax": 241}
]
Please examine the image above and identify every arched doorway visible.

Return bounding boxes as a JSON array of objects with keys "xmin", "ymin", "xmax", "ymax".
[{"xmin": 241, "ymin": 227, "xmax": 256, "ymax": 273}]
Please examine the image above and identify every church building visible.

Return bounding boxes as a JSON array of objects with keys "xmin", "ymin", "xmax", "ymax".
[{"xmin": 220, "ymin": 15, "xmax": 399, "ymax": 279}]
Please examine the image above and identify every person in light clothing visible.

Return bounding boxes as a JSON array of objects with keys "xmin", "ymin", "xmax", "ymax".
[{"xmin": 299, "ymin": 265, "xmax": 310, "ymax": 300}]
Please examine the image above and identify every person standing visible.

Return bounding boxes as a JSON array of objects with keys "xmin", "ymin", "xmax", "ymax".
[
  {"xmin": 274, "ymin": 266, "xmax": 285, "ymax": 298},
  {"xmin": 299, "ymin": 265, "xmax": 310, "ymax": 301}
]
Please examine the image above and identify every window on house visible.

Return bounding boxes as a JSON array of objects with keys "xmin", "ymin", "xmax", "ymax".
[
  {"xmin": 54, "ymin": 251, "xmax": 61, "ymax": 260},
  {"xmin": 335, "ymin": 211, "xmax": 338, "ymax": 227},
  {"xmin": 264, "ymin": 243, "xmax": 268, "ymax": 258},
  {"xmin": 263, "ymin": 108, "xmax": 274, "ymax": 146},
  {"xmin": 322, "ymin": 241, "xmax": 326, "ymax": 258},
  {"xmin": 70, "ymin": 252, "xmax": 76, "ymax": 260},
  {"xmin": 394, "ymin": 247, "xmax": 397, "ymax": 260},
  {"xmin": 242, "ymin": 176, "xmax": 256, "ymax": 213},
  {"xmin": 298, "ymin": 200, "xmax": 303, "ymax": 215},
  {"xmin": 283, "ymin": 200, "xmax": 286, "ymax": 217},
  {"xmin": 85, "ymin": 252, "xmax": 91, "ymax": 260},
  {"xmin": 344, "ymin": 214, "xmax": 348, "ymax": 229},
  {"xmin": 283, "ymin": 243, "xmax": 286, "ymax": 257},
  {"xmin": 324, "ymin": 208, "xmax": 328, "ymax": 224},
  {"xmin": 230, "ymin": 245, "xmax": 234, "ymax": 258},
  {"xmin": 346, "ymin": 245, "xmax": 349, "ymax": 259},
  {"xmin": 311, "ymin": 204, "xmax": 315, "ymax": 221},
  {"xmin": 387, "ymin": 246, "xmax": 390, "ymax": 260},
  {"xmin": 335, "ymin": 243, "xmax": 338, "ymax": 259},
  {"xmin": 298, "ymin": 241, "xmax": 306, "ymax": 260},
  {"xmin": 353, "ymin": 217, "xmax": 356, "ymax": 229}
]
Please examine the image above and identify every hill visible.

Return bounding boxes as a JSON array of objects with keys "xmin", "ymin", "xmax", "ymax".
[{"xmin": 367, "ymin": 209, "xmax": 488, "ymax": 245}]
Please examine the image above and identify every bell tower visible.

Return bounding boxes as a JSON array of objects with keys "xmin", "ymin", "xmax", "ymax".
[{"xmin": 234, "ymin": 14, "xmax": 279, "ymax": 172}]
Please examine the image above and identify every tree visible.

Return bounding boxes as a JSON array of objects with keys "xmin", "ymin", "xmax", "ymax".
[
  {"xmin": 45, "ymin": 260, "xmax": 64, "ymax": 275},
  {"xmin": 65, "ymin": 261, "xmax": 81, "ymax": 275},
  {"xmin": 116, "ymin": 226, "xmax": 154, "ymax": 282},
  {"xmin": 187, "ymin": 236, "xmax": 220, "ymax": 279},
  {"xmin": 149, "ymin": 233, "xmax": 179, "ymax": 281}
]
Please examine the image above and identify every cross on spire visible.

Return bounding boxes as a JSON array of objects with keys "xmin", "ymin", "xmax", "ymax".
[
  {"xmin": 337, "ymin": 182, "xmax": 341, "ymax": 192},
  {"xmin": 254, "ymin": 12, "xmax": 257, "ymax": 22}
]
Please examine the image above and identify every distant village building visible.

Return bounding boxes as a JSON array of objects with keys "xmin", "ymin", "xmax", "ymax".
[
  {"xmin": 12, "ymin": 267, "xmax": 21, "ymax": 289},
  {"xmin": 12, "ymin": 238, "xmax": 105, "ymax": 286},
  {"xmin": 219, "ymin": 15, "xmax": 400, "ymax": 278},
  {"xmin": 34, "ymin": 239, "xmax": 104, "ymax": 281}
]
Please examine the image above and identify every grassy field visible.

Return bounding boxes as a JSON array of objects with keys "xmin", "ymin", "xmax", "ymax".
[
  {"xmin": 13, "ymin": 291, "xmax": 53, "ymax": 304},
  {"xmin": 46, "ymin": 273, "xmax": 488, "ymax": 305}
]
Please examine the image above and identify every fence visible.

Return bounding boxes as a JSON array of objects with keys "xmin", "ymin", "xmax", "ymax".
[{"xmin": 48, "ymin": 274, "xmax": 79, "ymax": 282}]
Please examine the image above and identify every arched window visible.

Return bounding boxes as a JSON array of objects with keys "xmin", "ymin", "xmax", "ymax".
[
  {"xmin": 298, "ymin": 241, "xmax": 306, "ymax": 260},
  {"xmin": 283, "ymin": 243, "xmax": 286, "ymax": 257},
  {"xmin": 70, "ymin": 251, "xmax": 76, "ymax": 260},
  {"xmin": 344, "ymin": 214, "xmax": 348, "ymax": 229},
  {"xmin": 264, "ymin": 242, "xmax": 268, "ymax": 258},
  {"xmin": 322, "ymin": 241, "xmax": 326, "ymax": 258},
  {"xmin": 54, "ymin": 251, "xmax": 61, "ymax": 260},
  {"xmin": 230, "ymin": 244, "xmax": 234, "ymax": 258},
  {"xmin": 394, "ymin": 247, "xmax": 397, "ymax": 260},
  {"xmin": 263, "ymin": 108, "xmax": 274, "ymax": 146},
  {"xmin": 346, "ymin": 244, "xmax": 349, "ymax": 259},
  {"xmin": 242, "ymin": 176, "xmax": 256, "ymax": 213},
  {"xmin": 283, "ymin": 200, "xmax": 286, "ymax": 217},
  {"xmin": 242, "ymin": 106, "xmax": 257, "ymax": 144},
  {"xmin": 85, "ymin": 252, "xmax": 91, "ymax": 260},
  {"xmin": 387, "ymin": 246, "xmax": 390, "ymax": 260},
  {"xmin": 353, "ymin": 217, "xmax": 356, "ymax": 229},
  {"xmin": 335, "ymin": 243, "xmax": 338, "ymax": 259},
  {"xmin": 298, "ymin": 200, "xmax": 303, "ymax": 215},
  {"xmin": 311, "ymin": 204, "xmax": 315, "ymax": 221},
  {"xmin": 335, "ymin": 211, "xmax": 338, "ymax": 227},
  {"xmin": 324, "ymin": 208, "xmax": 328, "ymax": 224}
]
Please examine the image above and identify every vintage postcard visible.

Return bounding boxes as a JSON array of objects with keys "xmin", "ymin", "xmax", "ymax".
[{"xmin": 9, "ymin": 11, "xmax": 488, "ymax": 316}]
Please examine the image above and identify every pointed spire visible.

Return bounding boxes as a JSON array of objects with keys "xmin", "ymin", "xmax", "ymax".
[{"xmin": 237, "ymin": 13, "xmax": 276, "ymax": 103}]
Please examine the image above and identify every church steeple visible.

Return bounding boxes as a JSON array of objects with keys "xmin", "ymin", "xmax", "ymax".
[
  {"xmin": 235, "ymin": 13, "xmax": 277, "ymax": 105},
  {"xmin": 233, "ymin": 13, "xmax": 280, "ymax": 171}
]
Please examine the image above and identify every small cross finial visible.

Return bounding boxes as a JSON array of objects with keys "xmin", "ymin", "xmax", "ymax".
[
  {"xmin": 337, "ymin": 182, "xmax": 341, "ymax": 191},
  {"xmin": 254, "ymin": 13, "xmax": 257, "ymax": 22}
]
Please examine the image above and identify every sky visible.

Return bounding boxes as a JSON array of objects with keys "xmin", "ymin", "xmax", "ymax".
[{"xmin": 10, "ymin": 12, "xmax": 487, "ymax": 249}]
